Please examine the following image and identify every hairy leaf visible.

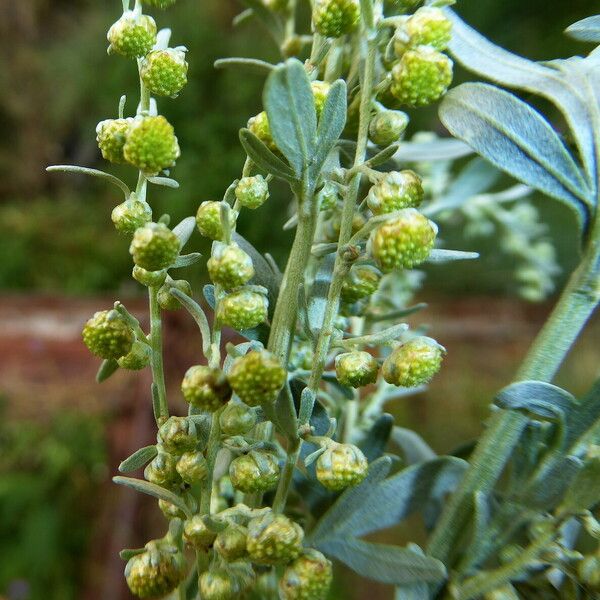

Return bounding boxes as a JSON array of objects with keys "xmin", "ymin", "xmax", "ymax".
[
  {"xmin": 96, "ymin": 358, "xmax": 119, "ymax": 383},
  {"xmin": 313, "ymin": 79, "xmax": 347, "ymax": 174},
  {"xmin": 560, "ymin": 457, "xmax": 600, "ymax": 514},
  {"xmin": 214, "ymin": 57, "xmax": 275, "ymax": 74},
  {"xmin": 113, "ymin": 476, "xmax": 191, "ymax": 517},
  {"xmin": 359, "ymin": 414, "xmax": 394, "ymax": 462},
  {"xmin": 391, "ymin": 427, "xmax": 437, "ymax": 465},
  {"xmin": 172, "ymin": 216, "xmax": 196, "ymax": 247},
  {"xmin": 565, "ymin": 15, "xmax": 600, "ymax": 43},
  {"xmin": 119, "ymin": 445, "xmax": 158, "ymax": 473},
  {"xmin": 239, "ymin": 128, "xmax": 297, "ymax": 182},
  {"xmin": 172, "ymin": 252, "xmax": 203, "ymax": 269},
  {"xmin": 427, "ymin": 249, "xmax": 479, "ymax": 263}
]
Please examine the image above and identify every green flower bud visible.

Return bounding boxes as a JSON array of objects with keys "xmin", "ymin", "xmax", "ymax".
[
  {"xmin": 82, "ymin": 310, "xmax": 134, "ymax": 360},
  {"xmin": 132, "ymin": 266, "xmax": 168, "ymax": 287},
  {"xmin": 219, "ymin": 402, "xmax": 256, "ymax": 436},
  {"xmin": 214, "ymin": 524, "xmax": 249, "ymax": 562},
  {"xmin": 394, "ymin": 7, "xmax": 452, "ymax": 55},
  {"xmin": 235, "ymin": 176, "xmax": 270, "ymax": 209},
  {"xmin": 112, "ymin": 196, "xmax": 153, "ymax": 234},
  {"xmin": 340, "ymin": 266, "xmax": 381, "ymax": 303},
  {"xmin": 125, "ymin": 540, "xmax": 186, "ymax": 599},
  {"xmin": 130, "ymin": 222, "xmax": 181, "ymax": 271},
  {"xmin": 247, "ymin": 111, "xmax": 277, "ymax": 152},
  {"xmin": 368, "ymin": 110, "xmax": 409, "ymax": 146},
  {"xmin": 382, "ymin": 336, "xmax": 445, "ymax": 387},
  {"xmin": 199, "ymin": 567, "xmax": 240, "ymax": 600},
  {"xmin": 140, "ymin": 48, "xmax": 188, "ymax": 98},
  {"xmin": 228, "ymin": 350, "xmax": 286, "ymax": 407},
  {"xmin": 335, "ymin": 351, "xmax": 378, "ymax": 388},
  {"xmin": 158, "ymin": 498, "xmax": 187, "ymax": 520},
  {"xmin": 144, "ymin": 0, "xmax": 177, "ymax": 9},
  {"xmin": 157, "ymin": 279, "xmax": 192, "ymax": 310},
  {"xmin": 370, "ymin": 208, "xmax": 437, "ymax": 272},
  {"xmin": 181, "ymin": 365, "xmax": 232, "ymax": 411},
  {"xmin": 184, "ymin": 515, "xmax": 217, "ymax": 549},
  {"xmin": 96, "ymin": 118, "xmax": 133, "ymax": 164},
  {"xmin": 229, "ymin": 451, "xmax": 280, "ymax": 494},
  {"xmin": 176, "ymin": 451, "xmax": 208, "ymax": 484},
  {"xmin": 311, "ymin": 81, "xmax": 331, "ymax": 119},
  {"xmin": 280, "ymin": 549, "xmax": 333, "ymax": 600},
  {"xmin": 317, "ymin": 181, "xmax": 341, "ymax": 212},
  {"xmin": 118, "ymin": 340, "xmax": 152, "ymax": 370},
  {"xmin": 312, "ymin": 0, "xmax": 361, "ymax": 38},
  {"xmin": 247, "ymin": 512, "xmax": 304, "ymax": 565},
  {"xmin": 196, "ymin": 201, "xmax": 226, "ymax": 240},
  {"xmin": 123, "ymin": 115, "xmax": 181, "ymax": 176},
  {"xmin": 367, "ymin": 170, "xmax": 424, "ymax": 215},
  {"xmin": 217, "ymin": 290, "xmax": 268, "ymax": 331},
  {"xmin": 324, "ymin": 212, "xmax": 366, "ymax": 242},
  {"xmin": 390, "ymin": 46, "xmax": 453, "ymax": 107},
  {"xmin": 157, "ymin": 416, "xmax": 197, "ymax": 454},
  {"xmin": 144, "ymin": 449, "xmax": 181, "ymax": 487},
  {"xmin": 208, "ymin": 243, "xmax": 255, "ymax": 290},
  {"xmin": 107, "ymin": 11, "xmax": 157, "ymax": 59},
  {"xmin": 316, "ymin": 442, "xmax": 368, "ymax": 491},
  {"xmin": 577, "ymin": 555, "xmax": 600, "ymax": 590}
]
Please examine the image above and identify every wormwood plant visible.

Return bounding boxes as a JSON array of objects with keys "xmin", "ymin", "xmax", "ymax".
[{"xmin": 46, "ymin": 1, "xmax": 600, "ymax": 599}]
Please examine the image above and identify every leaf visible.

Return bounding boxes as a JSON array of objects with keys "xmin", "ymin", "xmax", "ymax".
[
  {"xmin": 565, "ymin": 15, "xmax": 600, "ymax": 43},
  {"xmin": 147, "ymin": 176, "xmax": 179, "ymax": 189},
  {"xmin": 113, "ymin": 476, "xmax": 191, "ymax": 517},
  {"xmin": 366, "ymin": 144, "xmax": 400, "ymax": 168},
  {"xmin": 239, "ymin": 128, "xmax": 297, "ymax": 182},
  {"xmin": 439, "ymin": 83, "xmax": 591, "ymax": 226},
  {"xmin": 119, "ymin": 548, "xmax": 146, "ymax": 560},
  {"xmin": 172, "ymin": 252, "xmax": 202, "ymax": 269},
  {"xmin": 96, "ymin": 358, "xmax": 119, "ymax": 383},
  {"xmin": 393, "ymin": 137, "xmax": 473, "ymax": 162},
  {"xmin": 307, "ymin": 254, "xmax": 336, "ymax": 337},
  {"xmin": 203, "ymin": 284, "xmax": 216, "ymax": 309},
  {"xmin": 320, "ymin": 538, "xmax": 446, "ymax": 586},
  {"xmin": 214, "ymin": 57, "xmax": 275, "ymax": 74},
  {"xmin": 172, "ymin": 216, "xmax": 196, "ymax": 247},
  {"xmin": 119, "ymin": 445, "xmax": 158, "ymax": 473},
  {"xmin": 559, "ymin": 457, "xmax": 600, "ymax": 514},
  {"xmin": 427, "ymin": 249, "xmax": 479, "ymax": 263},
  {"xmin": 395, "ymin": 582, "xmax": 429, "ymax": 600},
  {"xmin": 264, "ymin": 59, "xmax": 317, "ymax": 176},
  {"xmin": 359, "ymin": 414, "xmax": 394, "ymax": 462},
  {"xmin": 522, "ymin": 455, "xmax": 582, "ymax": 510},
  {"xmin": 391, "ymin": 427, "xmax": 437, "ymax": 465}
]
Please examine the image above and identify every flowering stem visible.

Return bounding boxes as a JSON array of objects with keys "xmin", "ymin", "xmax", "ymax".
[
  {"xmin": 149, "ymin": 285, "xmax": 169, "ymax": 425},
  {"xmin": 200, "ymin": 407, "xmax": 224, "ymax": 515}
]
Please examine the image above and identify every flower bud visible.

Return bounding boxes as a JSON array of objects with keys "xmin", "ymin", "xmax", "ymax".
[
  {"xmin": 214, "ymin": 524, "xmax": 249, "ymax": 562},
  {"xmin": 118, "ymin": 340, "xmax": 152, "ymax": 370},
  {"xmin": 199, "ymin": 567, "xmax": 240, "ymax": 600},
  {"xmin": 335, "ymin": 351, "xmax": 378, "ymax": 388},
  {"xmin": 208, "ymin": 243, "xmax": 255, "ymax": 290},
  {"xmin": 144, "ymin": 449, "xmax": 181, "ymax": 487},
  {"xmin": 324, "ymin": 212, "xmax": 366, "ymax": 242},
  {"xmin": 370, "ymin": 208, "xmax": 437, "ymax": 272},
  {"xmin": 157, "ymin": 279, "xmax": 192, "ymax": 310},
  {"xmin": 130, "ymin": 222, "xmax": 181, "ymax": 271},
  {"xmin": 247, "ymin": 111, "xmax": 277, "ymax": 152},
  {"xmin": 394, "ymin": 7, "xmax": 452, "ymax": 55},
  {"xmin": 184, "ymin": 515, "xmax": 217, "ymax": 549},
  {"xmin": 112, "ymin": 196, "xmax": 153, "ymax": 234},
  {"xmin": 217, "ymin": 290, "xmax": 268, "ymax": 331},
  {"xmin": 368, "ymin": 110, "xmax": 409, "ymax": 146},
  {"xmin": 317, "ymin": 181, "xmax": 341, "ymax": 212},
  {"xmin": 158, "ymin": 416, "xmax": 198, "ymax": 454},
  {"xmin": 311, "ymin": 81, "xmax": 331, "ymax": 119},
  {"xmin": 176, "ymin": 451, "xmax": 208, "ymax": 484},
  {"xmin": 219, "ymin": 402, "xmax": 256, "ymax": 436},
  {"xmin": 340, "ymin": 266, "xmax": 381, "ymax": 303},
  {"xmin": 181, "ymin": 365, "xmax": 232, "ymax": 411},
  {"xmin": 82, "ymin": 310, "xmax": 134, "ymax": 360},
  {"xmin": 280, "ymin": 549, "xmax": 333, "ymax": 600},
  {"xmin": 312, "ymin": 0, "xmax": 361, "ymax": 38},
  {"xmin": 235, "ymin": 176, "xmax": 270, "ymax": 210},
  {"xmin": 367, "ymin": 170, "xmax": 424, "ymax": 215},
  {"xmin": 196, "ymin": 201, "xmax": 228, "ymax": 240},
  {"xmin": 132, "ymin": 266, "xmax": 168, "ymax": 287},
  {"xmin": 228, "ymin": 350, "xmax": 286, "ymax": 407},
  {"xmin": 96, "ymin": 118, "xmax": 133, "ymax": 164},
  {"xmin": 246, "ymin": 512, "xmax": 304, "ymax": 565},
  {"xmin": 316, "ymin": 442, "xmax": 368, "ymax": 491},
  {"xmin": 140, "ymin": 48, "xmax": 188, "ymax": 98},
  {"xmin": 382, "ymin": 336, "xmax": 445, "ymax": 387},
  {"xmin": 107, "ymin": 11, "xmax": 157, "ymax": 59},
  {"xmin": 229, "ymin": 451, "xmax": 280, "ymax": 493},
  {"xmin": 158, "ymin": 499, "xmax": 187, "ymax": 520}
]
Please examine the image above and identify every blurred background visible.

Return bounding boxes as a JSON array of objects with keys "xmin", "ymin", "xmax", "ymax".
[{"xmin": 0, "ymin": 0, "xmax": 598, "ymax": 598}]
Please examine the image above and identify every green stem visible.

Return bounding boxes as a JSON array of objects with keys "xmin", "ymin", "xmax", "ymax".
[
  {"xmin": 272, "ymin": 438, "xmax": 301, "ymax": 513},
  {"xmin": 149, "ymin": 286, "xmax": 169, "ymax": 424},
  {"xmin": 200, "ymin": 407, "xmax": 224, "ymax": 515}
]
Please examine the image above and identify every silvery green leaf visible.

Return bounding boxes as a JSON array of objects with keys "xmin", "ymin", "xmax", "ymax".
[
  {"xmin": 559, "ymin": 457, "xmax": 600, "ymax": 514},
  {"xmin": 239, "ymin": 129, "xmax": 297, "ymax": 182},
  {"xmin": 307, "ymin": 253, "xmax": 335, "ymax": 337},
  {"xmin": 170, "ymin": 289, "xmax": 212, "ymax": 357},
  {"xmin": 565, "ymin": 15, "xmax": 600, "ymax": 43},
  {"xmin": 426, "ymin": 249, "xmax": 479, "ymax": 263},
  {"xmin": 439, "ymin": 84, "xmax": 591, "ymax": 226},
  {"xmin": 119, "ymin": 548, "xmax": 146, "ymax": 560},
  {"xmin": 366, "ymin": 144, "xmax": 400, "ymax": 168},
  {"xmin": 313, "ymin": 79, "xmax": 347, "ymax": 175},
  {"xmin": 568, "ymin": 379, "xmax": 600, "ymax": 455},
  {"xmin": 239, "ymin": 0, "xmax": 284, "ymax": 43},
  {"xmin": 494, "ymin": 381, "xmax": 575, "ymax": 420},
  {"xmin": 264, "ymin": 59, "xmax": 317, "ymax": 177},
  {"xmin": 272, "ymin": 384, "xmax": 299, "ymax": 441},
  {"xmin": 119, "ymin": 445, "xmax": 158, "ymax": 473},
  {"xmin": 147, "ymin": 176, "xmax": 179, "ymax": 189},
  {"xmin": 203, "ymin": 284, "xmax": 216, "ymax": 309},
  {"xmin": 391, "ymin": 427, "xmax": 436, "ymax": 465},
  {"xmin": 214, "ymin": 57, "xmax": 275, "ymax": 74},
  {"xmin": 172, "ymin": 216, "xmax": 196, "ymax": 247},
  {"xmin": 320, "ymin": 538, "xmax": 446, "ymax": 585},
  {"xmin": 395, "ymin": 582, "xmax": 429, "ymax": 600},
  {"xmin": 393, "ymin": 137, "xmax": 473, "ymax": 162},
  {"xmin": 96, "ymin": 358, "xmax": 119, "ymax": 383},
  {"xmin": 359, "ymin": 414, "xmax": 394, "ymax": 462},
  {"xmin": 172, "ymin": 252, "xmax": 202, "ymax": 268},
  {"xmin": 113, "ymin": 476, "xmax": 191, "ymax": 517}
]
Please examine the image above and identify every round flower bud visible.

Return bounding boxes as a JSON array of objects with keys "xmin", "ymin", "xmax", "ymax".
[
  {"xmin": 125, "ymin": 540, "xmax": 185, "ymax": 599},
  {"xmin": 123, "ymin": 116, "xmax": 181, "ymax": 175},
  {"xmin": 247, "ymin": 512, "xmax": 304, "ymax": 565},
  {"xmin": 144, "ymin": 0, "xmax": 177, "ymax": 8},
  {"xmin": 390, "ymin": 46, "xmax": 453, "ymax": 107},
  {"xmin": 370, "ymin": 209, "xmax": 437, "ymax": 272},
  {"xmin": 130, "ymin": 222, "xmax": 181, "ymax": 271},
  {"xmin": 311, "ymin": 81, "xmax": 331, "ymax": 119},
  {"xmin": 317, "ymin": 181, "xmax": 340, "ymax": 212},
  {"xmin": 316, "ymin": 442, "xmax": 368, "ymax": 491},
  {"xmin": 144, "ymin": 450, "xmax": 181, "ymax": 487},
  {"xmin": 157, "ymin": 416, "xmax": 198, "ymax": 454},
  {"xmin": 214, "ymin": 525, "xmax": 249, "ymax": 562},
  {"xmin": 196, "ymin": 201, "xmax": 225, "ymax": 240},
  {"xmin": 577, "ymin": 555, "xmax": 600, "ymax": 590},
  {"xmin": 96, "ymin": 118, "xmax": 133, "ymax": 164},
  {"xmin": 82, "ymin": 310, "xmax": 134, "ymax": 360},
  {"xmin": 247, "ymin": 111, "xmax": 277, "ymax": 152},
  {"xmin": 228, "ymin": 350, "xmax": 286, "ymax": 407},
  {"xmin": 157, "ymin": 279, "xmax": 192, "ymax": 310},
  {"xmin": 181, "ymin": 365, "xmax": 232, "ymax": 411},
  {"xmin": 368, "ymin": 110, "xmax": 409, "ymax": 146},
  {"xmin": 199, "ymin": 568, "xmax": 239, "ymax": 600},
  {"xmin": 132, "ymin": 266, "xmax": 168, "ymax": 287},
  {"xmin": 324, "ymin": 212, "xmax": 366, "ymax": 243},
  {"xmin": 176, "ymin": 451, "xmax": 208, "ymax": 484},
  {"xmin": 217, "ymin": 291, "xmax": 268, "ymax": 331},
  {"xmin": 118, "ymin": 340, "xmax": 152, "ymax": 370},
  {"xmin": 340, "ymin": 266, "xmax": 381, "ymax": 303},
  {"xmin": 112, "ymin": 196, "xmax": 152, "ymax": 234},
  {"xmin": 367, "ymin": 170, "xmax": 424, "ymax": 215},
  {"xmin": 227, "ymin": 562, "xmax": 255, "ymax": 595},
  {"xmin": 394, "ymin": 7, "xmax": 452, "ymax": 55},
  {"xmin": 219, "ymin": 402, "xmax": 256, "ymax": 436},
  {"xmin": 235, "ymin": 176, "xmax": 270, "ymax": 210},
  {"xmin": 382, "ymin": 336, "xmax": 445, "ymax": 387},
  {"xmin": 140, "ymin": 48, "xmax": 188, "ymax": 97},
  {"xmin": 312, "ymin": 0, "xmax": 361, "ymax": 38},
  {"xmin": 107, "ymin": 12, "xmax": 157, "ymax": 59},
  {"xmin": 335, "ymin": 351, "xmax": 378, "ymax": 388},
  {"xmin": 280, "ymin": 549, "xmax": 333, "ymax": 600},
  {"xmin": 184, "ymin": 515, "xmax": 217, "ymax": 549},
  {"xmin": 158, "ymin": 498, "xmax": 187, "ymax": 520},
  {"xmin": 208, "ymin": 243, "xmax": 255, "ymax": 290},
  {"xmin": 229, "ymin": 451, "xmax": 280, "ymax": 493}
]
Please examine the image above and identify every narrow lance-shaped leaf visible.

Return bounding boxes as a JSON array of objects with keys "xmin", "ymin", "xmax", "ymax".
[
  {"xmin": 239, "ymin": 129, "xmax": 297, "ymax": 182},
  {"xmin": 119, "ymin": 445, "xmax": 158, "ymax": 473},
  {"xmin": 97, "ymin": 358, "xmax": 120, "ymax": 383},
  {"xmin": 172, "ymin": 216, "xmax": 196, "ymax": 247},
  {"xmin": 565, "ymin": 15, "xmax": 600, "ymax": 43},
  {"xmin": 113, "ymin": 476, "xmax": 191, "ymax": 517}
]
